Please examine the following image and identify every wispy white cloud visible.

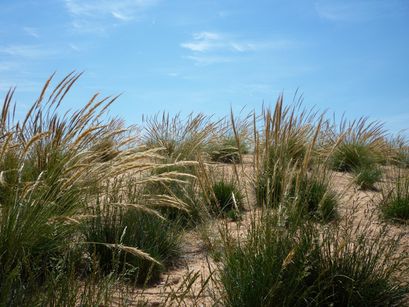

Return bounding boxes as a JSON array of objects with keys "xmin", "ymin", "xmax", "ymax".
[
  {"xmin": 181, "ymin": 31, "xmax": 221, "ymax": 52},
  {"xmin": 0, "ymin": 61, "xmax": 20, "ymax": 72},
  {"xmin": 181, "ymin": 31, "xmax": 254, "ymax": 53},
  {"xmin": 68, "ymin": 43, "xmax": 81, "ymax": 52},
  {"xmin": 185, "ymin": 55, "xmax": 235, "ymax": 66},
  {"xmin": 0, "ymin": 77, "xmax": 43, "ymax": 93},
  {"xmin": 23, "ymin": 27, "xmax": 39, "ymax": 38},
  {"xmin": 0, "ymin": 44, "xmax": 57, "ymax": 59},
  {"xmin": 181, "ymin": 31, "xmax": 296, "ymax": 65},
  {"xmin": 193, "ymin": 32, "xmax": 221, "ymax": 41},
  {"xmin": 181, "ymin": 31, "xmax": 295, "ymax": 53},
  {"xmin": 64, "ymin": 0, "xmax": 158, "ymax": 32},
  {"xmin": 111, "ymin": 11, "xmax": 132, "ymax": 21},
  {"xmin": 315, "ymin": 0, "xmax": 407, "ymax": 22}
]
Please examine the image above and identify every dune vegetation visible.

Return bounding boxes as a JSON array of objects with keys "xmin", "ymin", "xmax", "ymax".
[{"xmin": 0, "ymin": 74, "xmax": 408, "ymax": 306}]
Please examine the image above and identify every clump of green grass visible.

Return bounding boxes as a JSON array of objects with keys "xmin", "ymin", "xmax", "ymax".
[
  {"xmin": 395, "ymin": 148, "xmax": 409, "ymax": 168},
  {"xmin": 86, "ymin": 205, "xmax": 181, "ymax": 285},
  {"xmin": 142, "ymin": 162, "xmax": 211, "ymax": 227},
  {"xmin": 389, "ymin": 135, "xmax": 409, "ymax": 168},
  {"xmin": 0, "ymin": 74, "xmax": 190, "ymax": 304},
  {"xmin": 331, "ymin": 142, "xmax": 377, "ymax": 172},
  {"xmin": 19, "ymin": 254, "xmax": 123, "ymax": 306},
  {"xmin": 254, "ymin": 98, "xmax": 319, "ymax": 208},
  {"xmin": 209, "ymin": 138, "xmax": 240, "ymax": 164},
  {"xmin": 381, "ymin": 172, "xmax": 409, "ymax": 222},
  {"xmin": 143, "ymin": 112, "xmax": 218, "ymax": 162},
  {"xmin": 0, "ymin": 73, "xmax": 126, "ymax": 305},
  {"xmin": 293, "ymin": 174, "xmax": 338, "ymax": 222},
  {"xmin": 329, "ymin": 117, "xmax": 387, "ymax": 173},
  {"xmin": 84, "ymin": 172, "xmax": 185, "ymax": 285},
  {"xmin": 253, "ymin": 98, "xmax": 337, "ymax": 222},
  {"xmin": 218, "ymin": 211, "xmax": 408, "ymax": 307},
  {"xmin": 353, "ymin": 165, "xmax": 382, "ymax": 190},
  {"xmin": 209, "ymin": 112, "xmax": 252, "ymax": 164},
  {"xmin": 210, "ymin": 180, "xmax": 243, "ymax": 219},
  {"xmin": 209, "ymin": 136, "xmax": 249, "ymax": 164}
]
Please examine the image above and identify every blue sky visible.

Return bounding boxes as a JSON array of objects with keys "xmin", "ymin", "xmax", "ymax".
[{"xmin": 0, "ymin": 0, "xmax": 408, "ymax": 134}]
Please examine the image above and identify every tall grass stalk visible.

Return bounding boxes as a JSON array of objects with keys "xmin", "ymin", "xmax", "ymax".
[{"xmin": 252, "ymin": 97, "xmax": 338, "ymax": 221}]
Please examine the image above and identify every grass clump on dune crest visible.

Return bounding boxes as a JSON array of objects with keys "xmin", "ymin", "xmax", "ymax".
[
  {"xmin": 330, "ymin": 142, "xmax": 376, "ymax": 172},
  {"xmin": 209, "ymin": 115, "xmax": 251, "ymax": 164},
  {"xmin": 329, "ymin": 117, "xmax": 386, "ymax": 172},
  {"xmin": 328, "ymin": 118, "xmax": 387, "ymax": 190},
  {"xmin": 389, "ymin": 135, "xmax": 409, "ymax": 168},
  {"xmin": 143, "ymin": 112, "xmax": 219, "ymax": 162}
]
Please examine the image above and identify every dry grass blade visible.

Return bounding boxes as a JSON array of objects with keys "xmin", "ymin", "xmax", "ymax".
[{"xmin": 91, "ymin": 243, "xmax": 162, "ymax": 266}]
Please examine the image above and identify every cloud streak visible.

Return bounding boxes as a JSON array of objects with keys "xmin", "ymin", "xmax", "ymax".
[
  {"xmin": 181, "ymin": 31, "xmax": 295, "ymax": 53},
  {"xmin": 181, "ymin": 31, "xmax": 256, "ymax": 53},
  {"xmin": 314, "ymin": 0, "xmax": 407, "ymax": 22},
  {"xmin": 23, "ymin": 27, "xmax": 39, "ymax": 38},
  {"xmin": 181, "ymin": 31, "xmax": 296, "ymax": 65},
  {"xmin": 64, "ymin": 0, "xmax": 158, "ymax": 32},
  {"xmin": 0, "ymin": 44, "xmax": 58, "ymax": 59}
]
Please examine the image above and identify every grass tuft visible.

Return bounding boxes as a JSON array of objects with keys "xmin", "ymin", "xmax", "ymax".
[
  {"xmin": 210, "ymin": 180, "xmax": 243, "ymax": 219},
  {"xmin": 353, "ymin": 165, "xmax": 383, "ymax": 190},
  {"xmin": 381, "ymin": 172, "xmax": 409, "ymax": 222},
  {"xmin": 219, "ymin": 211, "xmax": 408, "ymax": 307},
  {"xmin": 86, "ymin": 206, "xmax": 181, "ymax": 285},
  {"xmin": 209, "ymin": 136, "xmax": 249, "ymax": 164}
]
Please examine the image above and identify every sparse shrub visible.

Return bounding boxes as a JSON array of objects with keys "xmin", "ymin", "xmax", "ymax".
[
  {"xmin": 381, "ymin": 173, "xmax": 409, "ymax": 222},
  {"xmin": 353, "ymin": 165, "xmax": 382, "ymax": 190},
  {"xmin": 219, "ymin": 212, "xmax": 408, "ymax": 307},
  {"xmin": 210, "ymin": 180, "xmax": 243, "ymax": 219}
]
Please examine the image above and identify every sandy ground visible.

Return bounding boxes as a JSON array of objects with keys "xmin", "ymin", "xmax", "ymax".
[{"xmin": 114, "ymin": 157, "xmax": 409, "ymax": 306}]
